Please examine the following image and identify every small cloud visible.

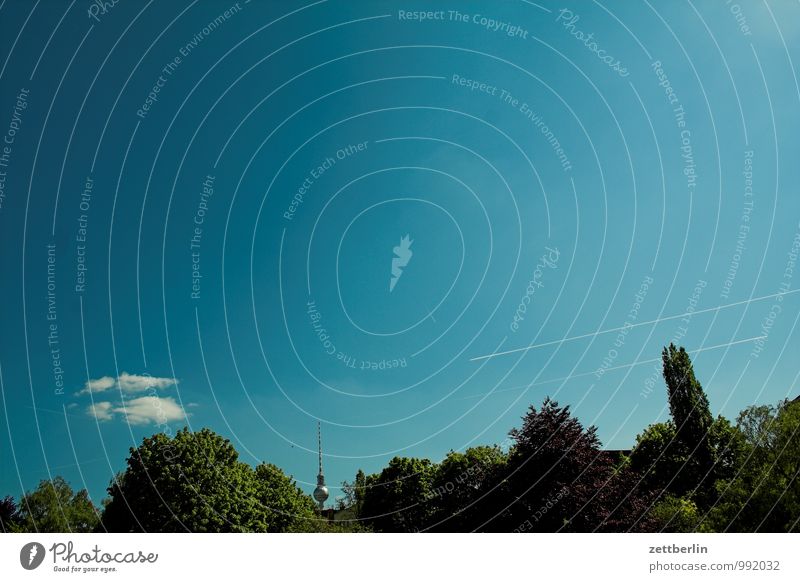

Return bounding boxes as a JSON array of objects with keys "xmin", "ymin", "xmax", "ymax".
[
  {"xmin": 85, "ymin": 396, "xmax": 188, "ymax": 426},
  {"xmin": 82, "ymin": 376, "xmax": 115, "ymax": 394},
  {"xmin": 116, "ymin": 396, "xmax": 186, "ymax": 426},
  {"xmin": 79, "ymin": 372, "xmax": 177, "ymax": 395},
  {"xmin": 87, "ymin": 402, "xmax": 114, "ymax": 421}
]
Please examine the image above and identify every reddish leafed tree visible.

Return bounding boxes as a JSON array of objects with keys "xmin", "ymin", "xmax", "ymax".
[{"xmin": 487, "ymin": 398, "xmax": 654, "ymax": 532}]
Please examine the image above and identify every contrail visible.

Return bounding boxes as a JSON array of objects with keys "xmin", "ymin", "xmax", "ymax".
[
  {"xmin": 470, "ymin": 288, "xmax": 799, "ymax": 362},
  {"xmin": 459, "ymin": 335, "xmax": 765, "ymax": 400}
]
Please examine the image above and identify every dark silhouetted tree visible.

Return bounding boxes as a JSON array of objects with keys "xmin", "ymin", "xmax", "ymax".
[
  {"xmin": 492, "ymin": 397, "xmax": 653, "ymax": 532},
  {"xmin": 0, "ymin": 495, "xmax": 19, "ymax": 532},
  {"xmin": 662, "ymin": 344, "xmax": 715, "ymax": 501}
]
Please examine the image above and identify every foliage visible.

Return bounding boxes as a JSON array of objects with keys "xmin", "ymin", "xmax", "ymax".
[
  {"xmin": 630, "ymin": 415, "xmax": 746, "ymax": 505},
  {"xmin": 101, "ymin": 427, "xmax": 315, "ymax": 532},
  {"xmin": 629, "ymin": 421, "xmax": 687, "ymax": 495},
  {"xmin": 340, "ymin": 469, "xmax": 366, "ymax": 514},
  {"xmin": 630, "ymin": 346, "xmax": 746, "ymax": 510},
  {"xmin": 1, "ymin": 346, "xmax": 796, "ymax": 533},
  {"xmin": 253, "ymin": 463, "xmax": 317, "ymax": 532},
  {"xmin": 288, "ymin": 516, "xmax": 371, "ymax": 532},
  {"xmin": 661, "ymin": 343, "xmax": 716, "ymax": 502},
  {"xmin": 494, "ymin": 397, "xmax": 654, "ymax": 532},
  {"xmin": 647, "ymin": 494, "xmax": 708, "ymax": 532},
  {"xmin": 0, "ymin": 495, "xmax": 18, "ymax": 532},
  {"xmin": 427, "ymin": 445, "xmax": 508, "ymax": 531},
  {"xmin": 360, "ymin": 457, "xmax": 436, "ymax": 532},
  {"xmin": 707, "ymin": 400, "xmax": 800, "ymax": 532},
  {"xmin": 707, "ymin": 415, "xmax": 748, "ymax": 484},
  {"xmin": 13, "ymin": 477, "xmax": 99, "ymax": 533}
]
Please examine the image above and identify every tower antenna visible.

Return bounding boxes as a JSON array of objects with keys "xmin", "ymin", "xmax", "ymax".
[{"xmin": 313, "ymin": 421, "xmax": 329, "ymax": 511}]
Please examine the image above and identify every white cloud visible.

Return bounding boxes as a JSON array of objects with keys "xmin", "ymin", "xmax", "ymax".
[
  {"xmin": 79, "ymin": 372, "xmax": 177, "ymax": 395},
  {"xmin": 82, "ymin": 376, "xmax": 115, "ymax": 394},
  {"xmin": 116, "ymin": 396, "xmax": 186, "ymax": 426},
  {"xmin": 87, "ymin": 401, "xmax": 114, "ymax": 421},
  {"xmin": 84, "ymin": 396, "xmax": 188, "ymax": 426}
]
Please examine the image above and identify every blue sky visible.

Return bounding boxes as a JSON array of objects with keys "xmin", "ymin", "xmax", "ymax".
[{"xmin": 1, "ymin": 0, "xmax": 799, "ymax": 506}]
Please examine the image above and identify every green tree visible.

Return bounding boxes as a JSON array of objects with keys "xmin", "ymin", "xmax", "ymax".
[
  {"xmin": 101, "ymin": 428, "xmax": 314, "ymax": 532},
  {"xmin": 340, "ymin": 469, "xmax": 367, "ymax": 515},
  {"xmin": 13, "ymin": 477, "xmax": 99, "ymax": 532},
  {"xmin": 630, "ymin": 415, "xmax": 745, "ymax": 505},
  {"xmin": 427, "ymin": 446, "xmax": 508, "ymax": 532},
  {"xmin": 360, "ymin": 457, "xmax": 436, "ymax": 532},
  {"xmin": 647, "ymin": 494, "xmax": 707, "ymax": 532},
  {"xmin": 707, "ymin": 415, "xmax": 747, "ymax": 484},
  {"xmin": 253, "ymin": 463, "xmax": 316, "ymax": 532},
  {"xmin": 629, "ymin": 421, "xmax": 687, "ymax": 495},
  {"xmin": 708, "ymin": 399, "xmax": 800, "ymax": 532},
  {"xmin": 661, "ymin": 344, "xmax": 715, "ymax": 501}
]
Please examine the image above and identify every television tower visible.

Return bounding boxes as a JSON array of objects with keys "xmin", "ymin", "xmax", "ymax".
[{"xmin": 313, "ymin": 421, "xmax": 329, "ymax": 511}]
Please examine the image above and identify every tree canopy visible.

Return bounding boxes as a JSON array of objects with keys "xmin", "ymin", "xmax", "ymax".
[
  {"xmin": 360, "ymin": 456, "xmax": 436, "ymax": 532},
  {"xmin": 12, "ymin": 477, "xmax": 99, "ymax": 533},
  {"xmin": 708, "ymin": 399, "xmax": 800, "ymax": 532},
  {"xmin": 101, "ymin": 427, "xmax": 316, "ymax": 532}
]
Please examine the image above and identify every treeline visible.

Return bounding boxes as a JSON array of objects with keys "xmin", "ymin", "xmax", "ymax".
[
  {"xmin": 1, "ymin": 429, "xmax": 354, "ymax": 533},
  {"xmin": 346, "ymin": 344, "xmax": 800, "ymax": 532},
  {"xmin": 2, "ymin": 343, "xmax": 798, "ymax": 533}
]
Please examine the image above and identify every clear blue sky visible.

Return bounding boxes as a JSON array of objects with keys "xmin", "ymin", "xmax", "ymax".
[{"xmin": 1, "ymin": 0, "xmax": 799, "ymax": 506}]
